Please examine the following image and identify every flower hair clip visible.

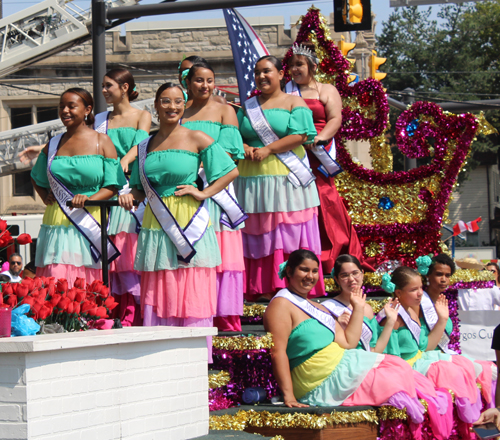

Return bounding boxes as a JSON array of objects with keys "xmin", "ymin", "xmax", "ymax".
[
  {"xmin": 278, "ymin": 260, "xmax": 288, "ymax": 280},
  {"xmin": 330, "ymin": 267, "xmax": 335, "ymax": 278},
  {"xmin": 381, "ymin": 273, "xmax": 396, "ymax": 294},
  {"xmin": 292, "ymin": 43, "xmax": 319, "ymax": 64},
  {"xmin": 416, "ymin": 254, "xmax": 434, "ymax": 275}
]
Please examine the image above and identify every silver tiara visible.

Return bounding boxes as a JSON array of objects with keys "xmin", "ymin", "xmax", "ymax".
[{"xmin": 292, "ymin": 43, "xmax": 319, "ymax": 64}]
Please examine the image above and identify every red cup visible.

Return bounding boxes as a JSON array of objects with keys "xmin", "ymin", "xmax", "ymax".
[{"xmin": 0, "ymin": 306, "xmax": 12, "ymax": 337}]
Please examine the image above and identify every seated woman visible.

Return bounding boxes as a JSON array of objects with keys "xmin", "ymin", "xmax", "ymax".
[
  {"xmin": 263, "ymin": 249, "xmax": 426, "ymax": 424},
  {"xmin": 379, "ymin": 266, "xmax": 482, "ymax": 427},
  {"xmin": 323, "ymin": 254, "xmax": 399, "ymax": 353},
  {"xmin": 417, "ymin": 253, "xmax": 497, "ymax": 406}
]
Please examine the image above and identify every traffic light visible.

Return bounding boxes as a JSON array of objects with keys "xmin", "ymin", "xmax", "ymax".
[
  {"xmin": 369, "ymin": 50, "xmax": 386, "ymax": 81},
  {"xmin": 338, "ymin": 35, "xmax": 355, "ymax": 57},
  {"xmin": 333, "ymin": 0, "xmax": 372, "ymax": 32}
]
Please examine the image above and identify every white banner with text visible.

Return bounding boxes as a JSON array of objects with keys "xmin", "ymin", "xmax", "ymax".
[{"xmin": 458, "ymin": 310, "xmax": 500, "ymax": 361}]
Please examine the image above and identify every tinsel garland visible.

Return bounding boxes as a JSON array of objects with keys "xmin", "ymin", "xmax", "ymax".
[
  {"xmin": 243, "ymin": 304, "xmax": 267, "ymax": 318},
  {"xmin": 209, "ymin": 370, "xmax": 231, "ymax": 389},
  {"xmin": 213, "ymin": 333, "xmax": 273, "ymax": 350},
  {"xmin": 209, "ymin": 409, "xmax": 379, "ymax": 431}
]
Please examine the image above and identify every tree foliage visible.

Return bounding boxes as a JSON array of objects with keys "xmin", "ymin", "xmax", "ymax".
[{"xmin": 376, "ymin": 2, "xmax": 500, "ymax": 181}]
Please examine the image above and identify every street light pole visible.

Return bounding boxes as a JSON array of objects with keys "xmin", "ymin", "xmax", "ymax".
[{"xmin": 92, "ymin": 0, "xmax": 107, "ymax": 114}]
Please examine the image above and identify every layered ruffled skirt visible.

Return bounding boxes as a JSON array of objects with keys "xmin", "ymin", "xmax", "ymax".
[
  {"xmin": 35, "ymin": 203, "xmax": 103, "ymax": 286},
  {"xmin": 235, "ymin": 153, "xmax": 325, "ymax": 300},
  {"xmin": 108, "ymin": 203, "xmax": 142, "ymax": 325}
]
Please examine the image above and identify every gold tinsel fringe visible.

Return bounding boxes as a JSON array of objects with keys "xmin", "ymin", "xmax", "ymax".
[
  {"xmin": 209, "ymin": 370, "xmax": 231, "ymax": 389},
  {"xmin": 212, "ymin": 333, "xmax": 274, "ymax": 351},
  {"xmin": 377, "ymin": 406, "xmax": 408, "ymax": 421},
  {"xmin": 244, "ymin": 303, "xmax": 267, "ymax": 318},
  {"xmin": 209, "ymin": 409, "xmax": 379, "ymax": 431},
  {"xmin": 476, "ymin": 112, "xmax": 498, "ymax": 136}
]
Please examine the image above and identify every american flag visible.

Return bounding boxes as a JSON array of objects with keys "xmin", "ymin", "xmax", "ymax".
[{"xmin": 223, "ymin": 9, "xmax": 269, "ymax": 103}]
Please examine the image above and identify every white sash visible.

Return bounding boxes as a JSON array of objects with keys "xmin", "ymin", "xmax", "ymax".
[
  {"xmin": 137, "ymin": 137, "xmax": 210, "ymax": 263},
  {"xmin": 420, "ymin": 292, "xmax": 456, "ymax": 354},
  {"xmin": 377, "ymin": 304, "xmax": 421, "ymax": 345},
  {"xmin": 47, "ymin": 134, "xmax": 120, "ymax": 264},
  {"xmin": 94, "ymin": 110, "xmax": 145, "ymax": 232},
  {"xmin": 273, "ymin": 288, "xmax": 336, "ymax": 334},
  {"xmin": 244, "ymin": 96, "xmax": 315, "ymax": 188},
  {"xmin": 198, "ymin": 168, "xmax": 247, "ymax": 229},
  {"xmin": 323, "ymin": 298, "xmax": 373, "ymax": 351},
  {"xmin": 284, "ymin": 80, "xmax": 343, "ymax": 178},
  {"xmin": 94, "ymin": 111, "xmax": 110, "ymax": 134}
]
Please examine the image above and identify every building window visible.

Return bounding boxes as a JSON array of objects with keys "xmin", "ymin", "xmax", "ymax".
[
  {"xmin": 12, "ymin": 171, "xmax": 34, "ymax": 197},
  {"xmin": 10, "ymin": 107, "xmax": 32, "ymax": 128},
  {"xmin": 37, "ymin": 106, "xmax": 58, "ymax": 123}
]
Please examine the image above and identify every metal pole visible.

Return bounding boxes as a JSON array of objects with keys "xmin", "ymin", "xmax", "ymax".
[
  {"xmin": 92, "ymin": 0, "xmax": 107, "ymax": 114},
  {"xmin": 107, "ymin": 0, "xmax": 309, "ymax": 20},
  {"xmin": 100, "ymin": 204, "xmax": 109, "ymax": 286}
]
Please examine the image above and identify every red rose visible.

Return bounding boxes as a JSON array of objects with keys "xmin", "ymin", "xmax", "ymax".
[
  {"xmin": 30, "ymin": 301, "xmax": 43, "ymax": 316},
  {"xmin": 74, "ymin": 289, "xmax": 86, "ymax": 303},
  {"xmin": 5, "ymin": 294, "xmax": 17, "ymax": 308},
  {"xmin": 81, "ymin": 301, "xmax": 95, "ymax": 314},
  {"xmin": 38, "ymin": 288, "xmax": 48, "ymax": 302},
  {"xmin": 2, "ymin": 283, "xmax": 13, "ymax": 296},
  {"xmin": 49, "ymin": 293, "xmax": 62, "ymax": 308},
  {"xmin": 38, "ymin": 305, "xmax": 53, "ymax": 321},
  {"xmin": 0, "ymin": 219, "xmax": 7, "ymax": 233},
  {"xmin": 94, "ymin": 306, "xmax": 108, "ymax": 319},
  {"xmin": 74, "ymin": 278, "xmax": 86, "ymax": 289},
  {"xmin": 99, "ymin": 286, "xmax": 109, "ymax": 298},
  {"xmin": 56, "ymin": 279, "xmax": 68, "ymax": 294},
  {"xmin": 104, "ymin": 296, "xmax": 118, "ymax": 311},
  {"xmin": 21, "ymin": 278, "xmax": 34, "ymax": 291},
  {"xmin": 16, "ymin": 234, "xmax": 32, "ymax": 245},
  {"xmin": 66, "ymin": 302, "xmax": 74, "ymax": 314},
  {"xmin": 88, "ymin": 280, "xmax": 103, "ymax": 295},
  {"xmin": 73, "ymin": 302, "xmax": 81, "ymax": 315},
  {"xmin": 15, "ymin": 284, "xmax": 29, "ymax": 299},
  {"xmin": 66, "ymin": 288, "xmax": 77, "ymax": 302},
  {"xmin": 47, "ymin": 283, "xmax": 55, "ymax": 297},
  {"xmin": 57, "ymin": 297, "xmax": 71, "ymax": 311},
  {"xmin": 0, "ymin": 230, "xmax": 14, "ymax": 247}
]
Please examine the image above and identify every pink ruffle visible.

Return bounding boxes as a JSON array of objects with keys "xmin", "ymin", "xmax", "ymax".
[
  {"xmin": 474, "ymin": 359, "xmax": 495, "ymax": 404},
  {"xmin": 243, "ymin": 214, "xmax": 322, "ymax": 259},
  {"xmin": 141, "ymin": 267, "xmax": 217, "ymax": 319},
  {"xmin": 143, "ymin": 305, "xmax": 213, "ymax": 363},
  {"xmin": 36, "ymin": 264, "xmax": 102, "ymax": 287},
  {"xmin": 109, "ymin": 232, "xmax": 138, "ymax": 273},
  {"xmin": 216, "ymin": 271, "xmax": 244, "ymax": 316},
  {"xmin": 243, "ymin": 249, "xmax": 325, "ymax": 300},
  {"xmin": 215, "ymin": 230, "xmax": 245, "ymax": 272},
  {"xmin": 344, "ymin": 355, "xmax": 418, "ymax": 406},
  {"xmin": 243, "ymin": 207, "xmax": 318, "ymax": 235}
]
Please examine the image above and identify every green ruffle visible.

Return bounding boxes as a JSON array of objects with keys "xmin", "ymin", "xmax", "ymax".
[
  {"xmin": 35, "ymin": 224, "xmax": 102, "ymax": 270},
  {"xmin": 207, "ymin": 198, "xmax": 245, "ymax": 232},
  {"xmin": 108, "ymin": 205, "xmax": 138, "ymax": 235},
  {"xmin": 135, "ymin": 225, "xmax": 221, "ymax": 271},
  {"xmin": 234, "ymin": 175, "xmax": 320, "ymax": 214}
]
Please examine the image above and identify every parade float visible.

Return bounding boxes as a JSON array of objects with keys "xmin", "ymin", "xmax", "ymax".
[{"xmin": 208, "ymin": 7, "xmax": 498, "ymax": 440}]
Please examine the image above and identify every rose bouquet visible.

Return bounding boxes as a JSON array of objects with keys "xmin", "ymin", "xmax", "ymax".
[{"xmin": 0, "ymin": 276, "xmax": 118, "ymax": 332}]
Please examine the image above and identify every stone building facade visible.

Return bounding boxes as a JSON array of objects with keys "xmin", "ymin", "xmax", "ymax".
[{"xmin": 0, "ymin": 12, "xmax": 372, "ymax": 216}]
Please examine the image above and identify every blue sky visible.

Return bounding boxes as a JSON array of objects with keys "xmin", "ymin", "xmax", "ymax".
[{"xmin": 2, "ymin": 0, "xmax": 440, "ymax": 35}]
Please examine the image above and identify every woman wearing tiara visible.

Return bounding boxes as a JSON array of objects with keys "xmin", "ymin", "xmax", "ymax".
[
  {"xmin": 235, "ymin": 55, "xmax": 325, "ymax": 300},
  {"xmin": 286, "ymin": 43, "xmax": 373, "ymax": 274},
  {"xmin": 263, "ymin": 249, "xmax": 428, "ymax": 425},
  {"xmin": 181, "ymin": 61, "xmax": 246, "ymax": 332}
]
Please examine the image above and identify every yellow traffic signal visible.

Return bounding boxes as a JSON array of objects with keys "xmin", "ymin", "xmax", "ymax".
[
  {"xmin": 369, "ymin": 50, "xmax": 387, "ymax": 81},
  {"xmin": 349, "ymin": 0, "xmax": 363, "ymax": 24},
  {"xmin": 338, "ymin": 35, "xmax": 355, "ymax": 57}
]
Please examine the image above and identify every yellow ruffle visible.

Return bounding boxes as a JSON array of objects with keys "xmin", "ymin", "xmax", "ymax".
[
  {"xmin": 291, "ymin": 342, "xmax": 344, "ymax": 400},
  {"xmin": 237, "ymin": 145, "xmax": 307, "ymax": 177},
  {"xmin": 406, "ymin": 350, "xmax": 423, "ymax": 367},
  {"xmin": 42, "ymin": 203, "xmax": 102, "ymax": 227},
  {"xmin": 142, "ymin": 195, "xmax": 211, "ymax": 230}
]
